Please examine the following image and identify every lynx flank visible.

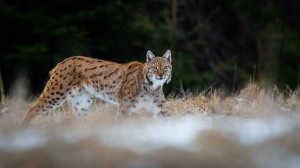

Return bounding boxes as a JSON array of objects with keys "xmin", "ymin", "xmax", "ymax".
[{"xmin": 22, "ymin": 50, "xmax": 172, "ymax": 124}]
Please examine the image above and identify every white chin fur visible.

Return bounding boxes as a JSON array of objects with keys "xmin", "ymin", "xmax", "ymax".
[{"xmin": 152, "ymin": 76, "xmax": 166, "ymax": 90}]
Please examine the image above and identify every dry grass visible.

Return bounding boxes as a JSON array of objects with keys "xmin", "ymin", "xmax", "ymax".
[{"xmin": 0, "ymin": 83, "xmax": 300, "ymax": 168}]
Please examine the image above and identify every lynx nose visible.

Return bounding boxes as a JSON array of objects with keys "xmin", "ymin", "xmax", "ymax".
[{"xmin": 159, "ymin": 74, "xmax": 163, "ymax": 78}]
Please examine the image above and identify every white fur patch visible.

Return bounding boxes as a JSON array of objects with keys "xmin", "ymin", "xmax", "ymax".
[
  {"xmin": 67, "ymin": 88, "xmax": 93, "ymax": 118},
  {"xmin": 83, "ymin": 85, "xmax": 119, "ymax": 105},
  {"xmin": 151, "ymin": 76, "xmax": 166, "ymax": 90},
  {"xmin": 131, "ymin": 94, "xmax": 160, "ymax": 118}
]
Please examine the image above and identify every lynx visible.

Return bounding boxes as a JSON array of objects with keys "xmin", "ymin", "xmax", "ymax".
[{"xmin": 22, "ymin": 50, "xmax": 172, "ymax": 124}]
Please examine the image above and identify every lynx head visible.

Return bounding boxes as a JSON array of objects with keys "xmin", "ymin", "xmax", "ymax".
[{"xmin": 144, "ymin": 50, "xmax": 172, "ymax": 90}]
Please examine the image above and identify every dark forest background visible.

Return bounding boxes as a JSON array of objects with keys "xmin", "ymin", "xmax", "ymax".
[{"xmin": 0, "ymin": 0, "xmax": 299, "ymax": 96}]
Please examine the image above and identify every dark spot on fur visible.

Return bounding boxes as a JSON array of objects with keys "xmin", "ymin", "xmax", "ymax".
[
  {"xmin": 108, "ymin": 72, "xmax": 114, "ymax": 77},
  {"xmin": 60, "ymin": 84, "xmax": 63, "ymax": 89},
  {"xmin": 78, "ymin": 64, "xmax": 82, "ymax": 67},
  {"xmin": 50, "ymin": 92, "xmax": 54, "ymax": 95},
  {"xmin": 89, "ymin": 67, "xmax": 97, "ymax": 70},
  {"xmin": 90, "ymin": 74, "xmax": 97, "ymax": 78}
]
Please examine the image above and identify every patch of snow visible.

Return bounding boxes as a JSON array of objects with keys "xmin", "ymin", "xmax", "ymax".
[
  {"xmin": 97, "ymin": 116, "xmax": 212, "ymax": 153},
  {"xmin": 1, "ymin": 107, "xmax": 8, "ymax": 113},
  {"xmin": 0, "ymin": 130, "xmax": 47, "ymax": 151},
  {"xmin": 222, "ymin": 117, "xmax": 295, "ymax": 146}
]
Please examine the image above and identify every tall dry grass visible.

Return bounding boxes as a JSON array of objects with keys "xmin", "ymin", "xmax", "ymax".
[{"xmin": 0, "ymin": 83, "xmax": 300, "ymax": 168}]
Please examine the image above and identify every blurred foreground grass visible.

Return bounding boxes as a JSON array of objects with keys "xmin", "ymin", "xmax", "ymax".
[{"xmin": 0, "ymin": 84, "xmax": 300, "ymax": 168}]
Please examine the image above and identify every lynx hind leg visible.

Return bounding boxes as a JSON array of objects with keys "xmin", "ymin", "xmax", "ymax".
[
  {"xmin": 68, "ymin": 88, "xmax": 93, "ymax": 120},
  {"xmin": 22, "ymin": 102, "xmax": 46, "ymax": 125},
  {"xmin": 153, "ymin": 97, "xmax": 171, "ymax": 119},
  {"xmin": 117, "ymin": 101, "xmax": 134, "ymax": 120},
  {"xmin": 22, "ymin": 91, "xmax": 67, "ymax": 125}
]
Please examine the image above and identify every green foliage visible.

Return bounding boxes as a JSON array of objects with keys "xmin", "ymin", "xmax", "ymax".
[{"xmin": 0, "ymin": 0, "xmax": 299, "ymax": 95}]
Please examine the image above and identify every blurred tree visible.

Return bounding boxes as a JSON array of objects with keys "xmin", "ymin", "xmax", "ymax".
[{"xmin": 0, "ymin": 0, "xmax": 299, "ymax": 96}]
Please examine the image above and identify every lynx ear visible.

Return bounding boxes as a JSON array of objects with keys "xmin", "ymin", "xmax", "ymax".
[
  {"xmin": 163, "ymin": 50, "xmax": 171, "ymax": 63},
  {"xmin": 146, "ymin": 50, "xmax": 155, "ymax": 63}
]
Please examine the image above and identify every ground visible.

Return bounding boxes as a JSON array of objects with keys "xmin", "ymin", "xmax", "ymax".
[{"xmin": 0, "ymin": 84, "xmax": 300, "ymax": 168}]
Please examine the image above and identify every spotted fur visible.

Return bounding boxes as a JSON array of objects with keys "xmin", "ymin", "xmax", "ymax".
[{"xmin": 22, "ymin": 50, "xmax": 172, "ymax": 124}]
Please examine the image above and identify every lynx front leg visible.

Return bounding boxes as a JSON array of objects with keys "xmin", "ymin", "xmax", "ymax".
[
  {"xmin": 117, "ymin": 101, "xmax": 133, "ymax": 120},
  {"xmin": 153, "ymin": 95, "xmax": 171, "ymax": 118}
]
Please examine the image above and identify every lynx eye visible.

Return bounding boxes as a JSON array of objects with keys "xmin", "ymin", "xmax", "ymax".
[
  {"xmin": 154, "ymin": 66, "xmax": 158, "ymax": 70},
  {"xmin": 163, "ymin": 66, "xmax": 168, "ymax": 70}
]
